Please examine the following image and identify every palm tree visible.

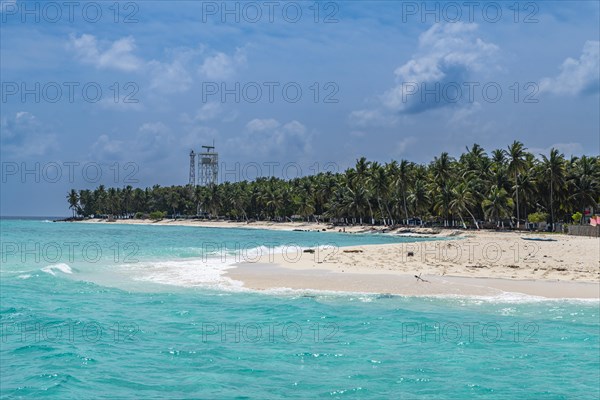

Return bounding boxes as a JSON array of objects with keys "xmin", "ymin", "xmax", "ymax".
[
  {"xmin": 67, "ymin": 142, "xmax": 597, "ymax": 230},
  {"xmin": 568, "ymin": 155, "xmax": 599, "ymax": 223},
  {"xmin": 393, "ymin": 159, "xmax": 411, "ymax": 224},
  {"xmin": 205, "ymin": 184, "xmax": 222, "ymax": 217},
  {"xmin": 346, "ymin": 186, "xmax": 370, "ymax": 224},
  {"xmin": 482, "ymin": 187, "xmax": 514, "ymax": 226},
  {"xmin": 78, "ymin": 189, "xmax": 94, "ymax": 217},
  {"xmin": 506, "ymin": 141, "xmax": 528, "ymax": 228},
  {"xmin": 431, "ymin": 152, "xmax": 454, "ymax": 226},
  {"xmin": 540, "ymin": 148, "xmax": 566, "ymax": 230},
  {"xmin": 67, "ymin": 189, "xmax": 79, "ymax": 217},
  {"xmin": 106, "ymin": 187, "xmax": 121, "ymax": 217},
  {"xmin": 407, "ymin": 179, "xmax": 429, "ymax": 223},
  {"xmin": 297, "ymin": 194, "xmax": 316, "ymax": 221},
  {"xmin": 464, "ymin": 143, "xmax": 487, "ymax": 172},
  {"xmin": 516, "ymin": 168, "xmax": 536, "ymax": 224},
  {"xmin": 167, "ymin": 189, "xmax": 179, "ymax": 217},
  {"xmin": 449, "ymin": 182, "xmax": 479, "ymax": 229},
  {"xmin": 122, "ymin": 185, "xmax": 133, "ymax": 217},
  {"xmin": 94, "ymin": 185, "xmax": 107, "ymax": 215},
  {"xmin": 354, "ymin": 157, "xmax": 374, "ymax": 224},
  {"xmin": 368, "ymin": 162, "xmax": 393, "ymax": 225},
  {"xmin": 230, "ymin": 183, "xmax": 249, "ymax": 221},
  {"xmin": 491, "ymin": 149, "xmax": 505, "ymax": 166}
]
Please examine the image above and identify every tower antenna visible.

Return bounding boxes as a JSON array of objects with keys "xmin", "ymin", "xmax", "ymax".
[
  {"xmin": 199, "ymin": 143, "xmax": 218, "ymax": 187},
  {"xmin": 188, "ymin": 150, "xmax": 196, "ymax": 186}
]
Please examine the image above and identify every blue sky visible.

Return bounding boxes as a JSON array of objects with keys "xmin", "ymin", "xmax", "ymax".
[{"xmin": 1, "ymin": 0, "xmax": 599, "ymax": 216}]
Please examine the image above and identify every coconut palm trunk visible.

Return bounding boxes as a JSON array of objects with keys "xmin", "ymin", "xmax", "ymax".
[
  {"xmin": 403, "ymin": 194, "xmax": 408, "ymax": 224},
  {"xmin": 550, "ymin": 173, "xmax": 554, "ymax": 231},
  {"xmin": 515, "ymin": 171, "xmax": 520, "ymax": 229}
]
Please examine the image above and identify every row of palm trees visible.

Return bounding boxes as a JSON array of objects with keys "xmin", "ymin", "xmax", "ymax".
[{"xmin": 67, "ymin": 142, "xmax": 600, "ymax": 229}]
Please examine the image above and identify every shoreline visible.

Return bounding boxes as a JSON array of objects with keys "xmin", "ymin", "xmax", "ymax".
[
  {"xmin": 226, "ymin": 264, "xmax": 600, "ymax": 299},
  {"xmin": 74, "ymin": 217, "xmax": 445, "ymax": 235},
  {"xmin": 73, "ymin": 219, "xmax": 599, "ymax": 298}
]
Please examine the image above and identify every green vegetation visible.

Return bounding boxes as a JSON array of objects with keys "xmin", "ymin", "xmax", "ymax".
[
  {"xmin": 572, "ymin": 212, "xmax": 583, "ymax": 224},
  {"xmin": 149, "ymin": 211, "xmax": 166, "ymax": 220},
  {"xmin": 528, "ymin": 212, "xmax": 548, "ymax": 223},
  {"xmin": 66, "ymin": 143, "xmax": 600, "ymax": 229}
]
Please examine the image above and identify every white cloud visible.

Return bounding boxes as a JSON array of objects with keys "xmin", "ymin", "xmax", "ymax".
[
  {"xmin": 148, "ymin": 59, "xmax": 192, "ymax": 93},
  {"xmin": 447, "ymin": 102, "xmax": 482, "ymax": 126},
  {"xmin": 229, "ymin": 119, "xmax": 311, "ymax": 158},
  {"xmin": 91, "ymin": 122, "xmax": 174, "ymax": 161},
  {"xmin": 67, "ymin": 33, "xmax": 249, "ymax": 92},
  {"xmin": 540, "ymin": 41, "xmax": 600, "ymax": 95},
  {"xmin": 136, "ymin": 122, "xmax": 173, "ymax": 158},
  {"xmin": 382, "ymin": 23, "xmax": 499, "ymax": 113},
  {"xmin": 195, "ymin": 102, "xmax": 223, "ymax": 121},
  {"xmin": 148, "ymin": 47, "xmax": 203, "ymax": 93},
  {"xmin": 0, "ymin": 111, "xmax": 58, "ymax": 157},
  {"xmin": 180, "ymin": 102, "xmax": 237, "ymax": 125},
  {"xmin": 68, "ymin": 34, "xmax": 142, "ymax": 72},
  {"xmin": 348, "ymin": 23, "xmax": 498, "ymax": 126},
  {"xmin": 181, "ymin": 126, "xmax": 219, "ymax": 149},
  {"xmin": 91, "ymin": 134, "xmax": 126, "ymax": 159},
  {"xmin": 199, "ymin": 48, "xmax": 247, "ymax": 80},
  {"xmin": 245, "ymin": 118, "xmax": 280, "ymax": 132}
]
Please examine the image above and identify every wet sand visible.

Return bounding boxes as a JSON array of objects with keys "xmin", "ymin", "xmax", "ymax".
[{"xmin": 227, "ymin": 263, "xmax": 600, "ymax": 299}]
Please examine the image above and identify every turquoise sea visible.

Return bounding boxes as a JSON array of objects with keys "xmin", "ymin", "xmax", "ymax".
[{"xmin": 1, "ymin": 218, "xmax": 599, "ymax": 399}]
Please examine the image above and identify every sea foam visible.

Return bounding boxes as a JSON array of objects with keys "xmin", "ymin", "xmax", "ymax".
[
  {"xmin": 121, "ymin": 244, "xmax": 315, "ymax": 291},
  {"xmin": 41, "ymin": 263, "xmax": 73, "ymax": 276},
  {"xmin": 121, "ymin": 257, "xmax": 245, "ymax": 291}
]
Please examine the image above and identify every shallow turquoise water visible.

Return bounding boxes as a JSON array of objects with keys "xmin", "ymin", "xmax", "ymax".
[{"xmin": 1, "ymin": 219, "xmax": 599, "ymax": 399}]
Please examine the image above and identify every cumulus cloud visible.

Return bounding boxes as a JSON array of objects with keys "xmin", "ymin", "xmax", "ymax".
[
  {"xmin": 447, "ymin": 102, "xmax": 482, "ymax": 126},
  {"xmin": 180, "ymin": 126, "xmax": 219, "ymax": 150},
  {"xmin": 0, "ymin": 112, "xmax": 58, "ymax": 157},
  {"xmin": 91, "ymin": 122, "xmax": 173, "ymax": 161},
  {"xmin": 67, "ymin": 33, "xmax": 199, "ymax": 92},
  {"xmin": 540, "ymin": 41, "xmax": 600, "ymax": 96},
  {"xmin": 383, "ymin": 23, "xmax": 499, "ymax": 114},
  {"xmin": 180, "ymin": 102, "xmax": 237, "ymax": 125},
  {"xmin": 148, "ymin": 59, "xmax": 192, "ymax": 93},
  {"xmin": 245, "ymin": 118, "xmax": 280, "ymax": 132},
  {"xmin": 67, "ymin": 33, "xmax": 249, "ymax": 92},
  {"xmin": 136, "ymin": 122, "xmax": 173, "ymax": 158},
  {"xmin": 227, "ymin": 119, "xmax": 311, "ymax": 158},
  {"xmin": 148, "ymin": 47, "xmax": 204, "ymax": 93},
  {"xmin": 68, "ymin": 34, "xmax": 142, "ymax": 71},
  {"xmin": 199, "ymin": 48, "xmax": 247, "ymax": 80},
  {"xmin": 149, "ymin": 46, "xmax": 246, "ymax": 92},
  {"xmin": 91, "ymin": 134, "xmax": 126, "ymax": 160},
  {"xmin": 195, "ymin": 102, "xmax": 223, "ymax": 121}
]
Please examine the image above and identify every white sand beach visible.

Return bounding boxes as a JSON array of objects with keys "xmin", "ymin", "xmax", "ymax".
[{"xmin": 79, "ymin": 219, "xmax": 600, "ymax": 298}]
